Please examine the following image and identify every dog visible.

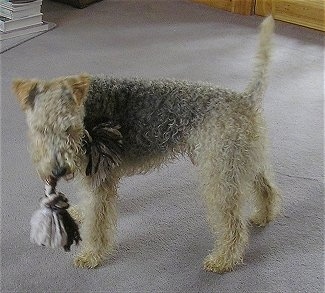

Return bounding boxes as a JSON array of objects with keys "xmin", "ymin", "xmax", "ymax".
[{"xmin": 12, "ymin": 16, "xmax": 280, "ymax": 273}]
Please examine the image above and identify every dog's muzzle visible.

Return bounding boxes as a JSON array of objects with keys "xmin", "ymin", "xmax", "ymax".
[
  {"xmin": 52, "ymin": 166, "xmax": 74, "ymax": 181},
  {"xmin": 52, "ymin": 166, "xmax": 67, "ymax": 178}
]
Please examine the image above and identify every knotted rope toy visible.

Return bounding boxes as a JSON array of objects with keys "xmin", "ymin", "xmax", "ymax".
[
  {"xmin": 30, "ymin": 122, "xmax": 123, "ymax": 251},
  {"xmin": 30, "ymin": 176, "xmax": 81, "ymax": 251}
]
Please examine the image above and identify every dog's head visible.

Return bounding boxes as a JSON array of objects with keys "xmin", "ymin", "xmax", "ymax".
[{"xmin": 12, "ymin": 74, "xmax": 91, "ymax": 181}]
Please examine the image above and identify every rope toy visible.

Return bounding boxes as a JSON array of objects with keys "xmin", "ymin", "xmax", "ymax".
[
  {"xmin": 30, "ymin": 176, "xmax": 81, "ymax": 251},
  {"xmin": 29, "ymin": 122, "xmax": 122, "ymax": 251}
]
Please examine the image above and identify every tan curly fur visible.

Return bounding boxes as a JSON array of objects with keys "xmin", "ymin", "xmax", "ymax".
[{"xmin": 12, "ymin": 16, "xmax": 280, "ymax": 273}]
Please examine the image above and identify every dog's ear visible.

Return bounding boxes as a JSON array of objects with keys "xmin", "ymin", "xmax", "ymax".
[
  {"xmin": 12, "ymin": 79, "xmax": 38, "ymax": 111},
  {"xmin": 65, "ymin": 74, "xmax": 91, "ymax": 106}
]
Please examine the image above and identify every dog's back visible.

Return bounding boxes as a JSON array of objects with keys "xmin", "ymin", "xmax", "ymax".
[
  {"xmin": 85, "ymin": 77, "xmax": 237, "ymax": 159},
  {"xmin": 84, "ymin": 16, "xmax": 274, "ymax": 162}
]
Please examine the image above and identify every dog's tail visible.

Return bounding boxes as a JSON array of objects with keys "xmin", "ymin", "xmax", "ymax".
[{"xmin": 244, "ymin": 16, "xmax": 274, "ymax": 105}]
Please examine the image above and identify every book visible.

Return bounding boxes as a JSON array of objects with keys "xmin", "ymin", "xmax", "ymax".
[
  {"xmin": 0, "ymin": 6, "xmax": 41, "ymax": 19},
  {"xmin": 0, "ymin": 0, "xmax": 39, "ymax": 3},
  {"xmin": 11, "ymin": 0, "xmax": 38, "ymax": 3},
  {"xmin": 0, "ymin": 20, "xmax": 48, "ymax": 40},
  {"xmin": 0, "ymin": 13, "xmax": 42, "ymax": 32},
  {"xmin": 0, "ymin": 0, "xmax": 42, "ymax": 11}
]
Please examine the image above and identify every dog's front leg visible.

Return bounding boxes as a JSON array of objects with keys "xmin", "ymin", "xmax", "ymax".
[{"xmin": 74, "ymin": 178, "xmax": 118, "ymax": 268}]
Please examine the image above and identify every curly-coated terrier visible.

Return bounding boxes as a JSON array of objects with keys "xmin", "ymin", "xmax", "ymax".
[{"xmin": 12, "ymin": 16, "xmax": 280, "ymax": 273}]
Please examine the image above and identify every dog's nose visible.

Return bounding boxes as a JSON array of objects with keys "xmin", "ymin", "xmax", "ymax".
[{"xmin": 52, "ymin": 166, "xmax": 67, "ymax": 178}]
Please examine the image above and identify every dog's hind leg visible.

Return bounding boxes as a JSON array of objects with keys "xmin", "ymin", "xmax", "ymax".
[
  {"xmin": 200, "ymin": 163, "xmax": 250, "ymax": 273},
  {"xmin": 194, "ymin": 130, "xmax": 255, "ymax": 273},
  {"xmin": 74, "ymin": 177, "xmax": 118, "ymax": 268},
  {"xmin": 250, "ymin": 170, "xmax": 281, "ymax": 227},
  {"xmin": 248, "ymin": 125, "xmax": 281, "ymax": 227}
]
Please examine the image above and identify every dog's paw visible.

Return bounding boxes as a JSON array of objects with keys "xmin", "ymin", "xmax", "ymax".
[
  {"xmin": 250, "ymin": 209, "xmax": 278, "ymax": 227},
  {"xmin": 203, "ymin": 253, "xmax": 242, "ymax": 273},
  {"xmin": 74, "ymin": 250, "xmax": 103, "ymax": 269},
  {"xmin": 250, "ymin": 215, "xmax": 270, "ymax": 227}
]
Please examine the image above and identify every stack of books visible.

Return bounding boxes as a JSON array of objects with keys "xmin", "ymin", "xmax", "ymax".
[{"xmin": 0, "ymin": 0, "xmax": 49, "ymax": 40}]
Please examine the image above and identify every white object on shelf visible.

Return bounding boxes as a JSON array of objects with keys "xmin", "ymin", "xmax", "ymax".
[
  {"xmin": 0, "ymin": 21, "xmax": 48, "ymax": 40},
  {"xmin": 0, "ymin": 13, "xmax": 43, "ymax": 32}
]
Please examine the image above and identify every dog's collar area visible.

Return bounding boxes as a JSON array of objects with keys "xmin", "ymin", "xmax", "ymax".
[{"xmin": 82, "ymin": 121, "xmax": 124, "ymax": 176}]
